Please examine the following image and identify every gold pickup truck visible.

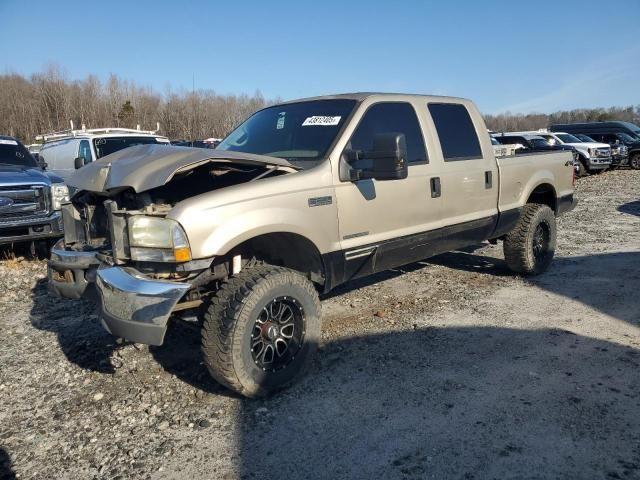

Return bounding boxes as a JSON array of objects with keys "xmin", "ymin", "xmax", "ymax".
[{"xmin": 48, "ymin": 93, "xmax": 576, "ymax": 397}]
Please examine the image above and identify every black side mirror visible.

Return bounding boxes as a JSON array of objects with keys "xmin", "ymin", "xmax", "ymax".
[
  {"xmin": 342, "ymin": 133, "xmax": 408, "ymax": 182},
  {"xmin": 74, "ymin": 157, "xmax": 84, "ymax": 169},
  {"xmin": 368, "ymin": 133, "xmax": 408, "ymax": 180},
  {"xmin": 34, "ymin": 154, "xmax": 47, "ymax": 170}
]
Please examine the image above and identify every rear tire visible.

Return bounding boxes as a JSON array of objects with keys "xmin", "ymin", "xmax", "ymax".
[
  {"xmin": 503, "ymin": 204, "xmax": 556, "ymax": 275},
  {"xmin": 201, "ymin": 264, "xmax": 321, "ymax": 398}
]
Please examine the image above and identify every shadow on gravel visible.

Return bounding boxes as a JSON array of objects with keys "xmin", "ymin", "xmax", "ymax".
[
  {"xmin": 150, "ymin": 320, "xmax": 236, "ymax": 398},
  {"xmin": 29, "ymin": 278, "xmax": 120, "ymax": 374},
  {"xmin": 429, "ymin": 251, "xmax": 640, "ymax": 328},
  {"xmin": 0, "ymin": 447, "xmax": 15, "ymax": 480},
  {"xmin": 236, "ymin": 327, "xmax": 640, "ymax": 479},
  {"xmin": 618, "ymin": 200, "xmax": 640, "ymax": 217}
]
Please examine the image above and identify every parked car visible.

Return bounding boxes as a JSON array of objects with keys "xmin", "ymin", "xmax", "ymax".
[
  {"xmin": 0, "ymin": 135, "xmax": 68, "ymax": 253},
  {"xmin": 549, "ymin": 121, "xmax": 640, "ymax": 169},
  {"xmin": 520, "ymin": 130, "xmax": 612, "ymax": 175},
  {"xmin": 573, "ymin": 133, "xmax": 628, "ymax": 166},
  {"xmin": 48, "ymin": 93, "xmax": 576, "ymax": 397},
  {"xmin": 38, "ymin": 127, "xmax": 170, "ymax": 181}
]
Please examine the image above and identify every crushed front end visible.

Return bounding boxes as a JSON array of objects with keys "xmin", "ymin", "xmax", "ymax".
[{"xmin": 47, "ymin": 190, "xmax": 210, "ymax": 345}]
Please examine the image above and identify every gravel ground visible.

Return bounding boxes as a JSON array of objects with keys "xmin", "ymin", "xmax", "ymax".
[{"xmin": 1, "ymin": 170, "xmax": 639, "ymax": 480}]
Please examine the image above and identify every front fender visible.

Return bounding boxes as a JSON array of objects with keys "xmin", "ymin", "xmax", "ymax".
[{"xmin": 173, "ymin": 199, "xmax": 340, "ymax": 259}]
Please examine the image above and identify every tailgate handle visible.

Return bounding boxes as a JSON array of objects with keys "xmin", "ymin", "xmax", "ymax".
[
  {"xmin": 430, "ymin": 177, "xmax": 441, "ymax": 198},
  {"xmin": 485, "ymin": 171, "xmax": 493, "ymax": 189}
]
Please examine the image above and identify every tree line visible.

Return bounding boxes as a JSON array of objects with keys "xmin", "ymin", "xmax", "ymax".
[
  {"xmin": 0, "ymin": 66, "xmax": 272, "ymax": 143},
  {"xmin": 1, "ymin": 67, "xmax": 640, "ymax": 143},
  {"xmin": 483, "ymin": 106, "xmax": 640, "ymax": 133}
]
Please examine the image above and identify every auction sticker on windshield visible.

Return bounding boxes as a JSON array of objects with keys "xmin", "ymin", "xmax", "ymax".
[
  {"xmin": 0, "ymin": 139, "xmax": 18, "ymax": 145},
  {"xmin": 302, "ymin": 116, "xmax": 341, "ymax": 126}
]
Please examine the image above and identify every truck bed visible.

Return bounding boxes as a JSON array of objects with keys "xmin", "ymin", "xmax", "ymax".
[{"xmin": 497, "ymin": 150, "xmax": 575, "ymax": 213}]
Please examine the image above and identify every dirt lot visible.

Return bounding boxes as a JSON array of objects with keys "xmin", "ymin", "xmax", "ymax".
[{"xmin": 1, "ymin": 170, "xmax": 639, "ymax": 480}]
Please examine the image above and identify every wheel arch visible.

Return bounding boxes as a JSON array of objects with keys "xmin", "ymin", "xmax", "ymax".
[
  {"xmin": 526, "ymin": 182, "xmax": 558, "ymax": 214},
  {"xmin": 226, "ymin": 232, "xmax": 327, "ymax": 288}
]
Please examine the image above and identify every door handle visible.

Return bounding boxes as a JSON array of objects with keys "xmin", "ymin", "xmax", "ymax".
[
  {"xmin": 485, "ymin": 171, "xmax": 493, "ymax": 189},
  {"xmin": 430, "ymin": 177, "xmax": 441, "ymax": 198}
]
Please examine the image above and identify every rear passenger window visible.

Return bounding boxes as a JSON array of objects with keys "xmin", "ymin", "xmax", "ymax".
[
  {"xmin": 348, "ymin": 102, "xmax": 427, "ymax": 164},
  {"xmin": 428, "ymin": 103, "xmax": 482, "ymax": 161}
]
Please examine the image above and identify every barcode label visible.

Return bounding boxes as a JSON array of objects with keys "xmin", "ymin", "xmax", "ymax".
[{"xmin": 302, "ymin": 116, "xmax": 341, "ymax": 126}]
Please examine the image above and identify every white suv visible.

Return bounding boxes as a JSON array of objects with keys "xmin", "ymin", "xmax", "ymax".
[{"xmin": 38, "ymin": 127, "xmax": 170, "ymax": 181}]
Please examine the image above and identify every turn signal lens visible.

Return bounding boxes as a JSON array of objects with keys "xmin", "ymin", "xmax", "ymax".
[{"xmin": 173, "ymin": 247, "xmax": 192, "ymax": 262}]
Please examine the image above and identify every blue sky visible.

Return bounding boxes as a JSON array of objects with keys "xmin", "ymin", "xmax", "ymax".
[{"xmin": 1, "ymin": 0, "xmax": 639, "ymax": 114}]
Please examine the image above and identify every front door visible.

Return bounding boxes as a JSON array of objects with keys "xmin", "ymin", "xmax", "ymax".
[{"xmin": 334, "ymin": 101, "xmax": 443, "ymax": 277}]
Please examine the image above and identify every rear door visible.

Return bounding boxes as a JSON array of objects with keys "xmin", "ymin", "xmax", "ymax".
[{"xmin": 426, "ymin": 102, "xmax": 499, "ymax": 232}]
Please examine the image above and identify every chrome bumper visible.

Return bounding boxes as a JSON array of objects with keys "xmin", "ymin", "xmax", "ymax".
[
  {"xmin": 96, "ymin": 267, "xmax": 190, "ymax": 345},
  {"xmin": 0, "ymin": 211, "xmax": 63, "ymax": 245},
  {"xmin": 48, "ymin": 239, "xmax": 100, "ymax": 299},
  {"xmin": 48, "ymin": 241, "xmax": 191, "ymax": 345},
  {"xmin": 586, "ymin": 157, "xmax": 611, "ymax": 168}
]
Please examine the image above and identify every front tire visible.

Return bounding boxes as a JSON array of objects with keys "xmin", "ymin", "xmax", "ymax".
[
  {"xmin": 630, "ymin": 153, "xmax": 640, "ymax": 170},
  {"xmin": 503, "ymin": 204, "xmax": 556, "ymax": 275},
  {"xmin": 576, "ymin": 160, "xmax": 587, "ymax": 177},
  {"xmin": 201, "ymin": 265, "xmax": 321, "ymax": 397}
]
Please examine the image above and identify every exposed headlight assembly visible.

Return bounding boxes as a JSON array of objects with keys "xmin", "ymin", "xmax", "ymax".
[
  {"xmin": 51, "ymin": 183, "xmax": 70, "ymax": 210},
  {"xmin": 128, "ymin": 216, "xmax": 192, "ymax": 263}
]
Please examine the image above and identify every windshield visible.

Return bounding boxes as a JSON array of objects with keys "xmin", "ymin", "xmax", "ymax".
[
  {"xmin": 538, "ymin": 135, "xmax": 558, "ymax": 145},
  {"xmin": 93, "ymin": 136, "xmax": 167, "ymax": 159},
  {"xmin": 556, "ymin": 133, "xmax": 581, "ymax": 143},
  {"xmin": 576, "ymin": 134, "xmax": 595, "ymax": 142},
  {"xmin": 216, "ymin": 99, "xmax": 357, "ymax": 169},
  {"xmin": 0, "ymin": 138, "xmax": 38, "ymax": 167},
  {"xmin": 530, "ymin": 139, "xmax": 550, "ymax": 148},
  {"xmin": 617, "ymin": 132, "xmax": 638, "ymax": 143}
]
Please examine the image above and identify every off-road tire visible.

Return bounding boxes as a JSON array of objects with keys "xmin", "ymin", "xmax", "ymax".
[
  {"xmin": 630, "ymin": 153, "xmax": 640, "ymax": 170},
  {"xmin": 503, "ymin": 203, "xmax": 556, "ymax": 275},
  {"xmin": 201, "ymin": 265, "xmax": 321, "ymax": 397}
]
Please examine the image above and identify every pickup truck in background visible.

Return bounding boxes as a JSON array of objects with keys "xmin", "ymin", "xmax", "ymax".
[
  {"xmin": 515, "ymin": 130, "xmax": 613, "ymax": 175},
  {"xmin": 48, "ymin": 93, "xmax": 576, "ymax": 397},
  {"xmin": 0, "ymin": 135, "xmax": 69, "ymax": 255}
]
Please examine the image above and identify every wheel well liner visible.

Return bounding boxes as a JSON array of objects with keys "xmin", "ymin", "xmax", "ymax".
[
  {"xmin": 230, "ymin": 232, "xmax": 325, "ymax": 287},
  {"xmin": 527, "ymin": 183, "xmax": 557, "ymax": 213}
]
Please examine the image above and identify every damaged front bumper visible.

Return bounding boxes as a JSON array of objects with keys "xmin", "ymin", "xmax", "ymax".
[
  {"xmin": 48, "ymin": 240, "xmax": 190, "ymax": 345},
  {"xmin": 96, "ymin": 267, "xmax": 190, "ymax": 345}
]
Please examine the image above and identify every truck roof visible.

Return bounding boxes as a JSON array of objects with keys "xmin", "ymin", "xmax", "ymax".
[
  {"xmin": 276, "ymin": 92, "xmax": 471, "ymax": 105},
  {"xmin": 36, "ymin": 127, "xmax": 168, "ymax": 144}
]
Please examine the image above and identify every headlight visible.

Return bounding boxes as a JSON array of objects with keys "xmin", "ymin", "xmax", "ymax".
[
  {"xmin": 128, "ymin": 216, "xmax": 192, "ymax": 263},
  {"xmin": 51, "ymin": 183, "xmax": 69, "ymax": 210},
  {"xmin": 587, "ymin": 148, "xmax": 593, "ymax": 157}
]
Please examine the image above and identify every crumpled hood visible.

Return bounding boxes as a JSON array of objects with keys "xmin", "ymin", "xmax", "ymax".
[
  {"xmin": 0, "ymin": 164, "xmax": 52, "ymax": 185},
  {"xmin": 67, "ymin": 144, "xmax": 297, "ymax": 193}
]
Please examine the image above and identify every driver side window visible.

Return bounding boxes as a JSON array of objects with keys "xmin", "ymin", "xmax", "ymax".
[{"xmin": 346, "ymin": 102, "xmax": 428, "ymax": 166}]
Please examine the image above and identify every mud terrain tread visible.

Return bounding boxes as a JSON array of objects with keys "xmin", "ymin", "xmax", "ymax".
[
  {"xmin": 201, "ymin": 265, "xmax": 320, "ymax": 397},
  {"xmin": 503, "ymin": 203, "xmax": 556, "ymax": 275}
]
